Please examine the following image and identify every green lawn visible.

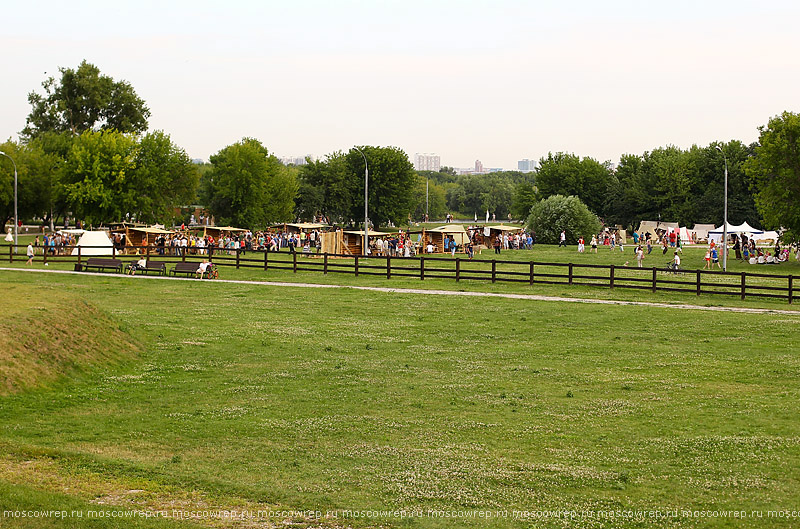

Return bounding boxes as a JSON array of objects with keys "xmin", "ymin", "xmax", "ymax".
[{"xmin": 2, "ymin": 270, "xmax": 800, "ymax": 528}]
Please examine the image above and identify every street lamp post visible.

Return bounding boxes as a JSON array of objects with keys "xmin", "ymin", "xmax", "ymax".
[
  {"xmin": 716, "ymin": 146, "xmax": 728, "ymax": 272},
  {"xmin": 353, "ymin": 147, "xmax": 369, "ymax": 255},
  {"xmin": 0, "ymin": 151, "xmax": 18, "ymax": 252}
]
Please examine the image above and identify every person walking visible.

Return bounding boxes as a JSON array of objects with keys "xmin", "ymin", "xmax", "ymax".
[
  {"xmin": 590, "ymin": 235, "xmax": 598, "ymax": 253},
  {"xmin": 26, "ymin": 243, "xmax": 35, "ymax": 265},
  {"xmin": 559, "ymin": 230, "xmax": 567, "ymax": 247},
  {"xmin": 636, "ymin": 245, "xmax": 644, "ymax": 267}
]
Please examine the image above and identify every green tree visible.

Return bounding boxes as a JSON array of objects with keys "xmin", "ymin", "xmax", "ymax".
[
  {"xmin": 536, "ymin": 153, "xmax": 612, "ymax": 215},
  {"xmin": 526, "ymin": 195, "xmax": 601, "ymax": 245},
  {"xmin": 297, "ymin": 152, "xmax": 356, "ymax": 223},
  {"xmin": 59, "ymin": 130, "xmax": 138, "ymax": 226},
  {"xmin": 203, "ymin": 138, "xmax": 297, "ymax": 228},
  {"xmin": 511, "ymin": 181, "xmax": 539, "ymax": 219},
  {"xmin": 410, "ymin": 175, "xmax": 447, "ymax": 221},
  {"xmin": 129, "ymin": 131, "xmax": 199, "ymax": 224},
  {"xmin": 745, "ymin": 111, "xmax": 800, "ymax": 239},
  {"xmin": 22, "ymin": 60, "xmax": 150, "ymax": 139},
  {"xmin": 345, "ymin": 146, "xmax": 416, "ymax": 227}
]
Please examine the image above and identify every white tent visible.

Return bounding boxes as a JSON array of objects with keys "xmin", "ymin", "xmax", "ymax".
[
  {"xmin": 691, "ymin": 224, "xmax": 716, "ymax": 242},
  {"xmin": 752, "ymin": 230, "xmax": 781, "ymax": 242},
  {"xmin": 707, "ymin": 222, "xmax": 763, "ymax": 243},
  {"xmin": 71, "ymin": 230, "xmax": 114, "ymax": 256},
  {"xmin": 678, "ymin": 227, "xmax": 694, "ymax": 244}
]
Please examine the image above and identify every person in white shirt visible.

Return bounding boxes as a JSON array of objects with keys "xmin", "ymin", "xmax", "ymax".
[
  {"xmin": 196, "ymin": 259, "xmax": 211, "ymax": 278},
  {"xmin": 26, "ymin": 243, "xmax": 35, "ymax": 265}
]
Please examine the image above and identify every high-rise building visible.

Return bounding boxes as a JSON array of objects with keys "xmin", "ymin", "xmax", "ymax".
[
  {"xmin": 518, "ymin": 159, "xmax": 537, "ymax": 172},
  {"xmin": 475, "ymin": 159, "xmax": 484, "ymax": 173},
  {"xmin": 414, "ymin": 153, "xmax": 441, "ymax": 172}
]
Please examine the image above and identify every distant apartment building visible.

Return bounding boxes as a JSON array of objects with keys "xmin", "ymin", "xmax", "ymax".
[
  {"xmin": 280, "ymin": 155, "xmax": 313, "ymax": 166},
  {"xmin": 475, "ymin": 159, "xmax": 484, "ymax": 173},
  {"xmin": 414, "ymin": 153, "xmax": 441, "ymax": 172},
  {"xmin": 518, "ymin": 159, "xmax": 538, "ymax": 172}
]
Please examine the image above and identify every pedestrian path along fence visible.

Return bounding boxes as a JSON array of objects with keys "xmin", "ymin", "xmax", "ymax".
[{"xmin": 8, "ymin": 244, "xmax": 797, "ymax": 304}]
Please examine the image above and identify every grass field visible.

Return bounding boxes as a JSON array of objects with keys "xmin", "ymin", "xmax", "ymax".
[{"xmin": 2, "ymin": 268, "xmax": 800, "ymax": 528}]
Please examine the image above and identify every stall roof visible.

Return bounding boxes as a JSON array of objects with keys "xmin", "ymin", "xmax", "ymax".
[
  {"xmin": 428, "ymin": 225, "xmax": 469, "ymax": 233},
  {"xmin": 129, "ymin": 227, "xmax": 174, "ymax": 234},
  {"xmin": 343, "ymin": 229, "xmax": 389, "ymax": 236}
]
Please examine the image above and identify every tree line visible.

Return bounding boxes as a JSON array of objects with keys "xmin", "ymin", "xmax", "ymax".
[{"xmin": 1, "ymin": 61, "xmax": 798, "ymax": 240}]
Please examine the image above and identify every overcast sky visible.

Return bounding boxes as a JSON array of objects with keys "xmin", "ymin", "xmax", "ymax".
[{"xmin": 2, "ymin": 0, "xmax": 798, "ymax": 169}]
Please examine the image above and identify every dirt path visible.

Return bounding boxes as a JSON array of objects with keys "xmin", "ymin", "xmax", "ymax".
[{"xmin": 3, "ymin": 267, "xmax": 800, "ymax": 316}]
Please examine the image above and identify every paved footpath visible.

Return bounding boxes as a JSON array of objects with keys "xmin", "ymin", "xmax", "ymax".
[{"xmin": 3, "ymin": 267, "xmax": 800, "ymax": 316}]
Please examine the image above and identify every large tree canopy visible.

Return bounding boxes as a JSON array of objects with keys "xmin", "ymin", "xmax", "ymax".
[
  {"xmin": 745, "ymin": 111, "xmax": 800, "ymax": 240},
  {"xmin": 22, "ymin": 60, "xmax": 150, "ymax": 139},
  {"xmin": 202, "ymin": 138, "xmax": 297, "ymax": 228},
  {"xmin": 535, "ymin": 153, "xmax": 613, "ymax": 216},
  {"xmin": 297, "ymin": 146, "xmax": 416, "ymax": 227}
]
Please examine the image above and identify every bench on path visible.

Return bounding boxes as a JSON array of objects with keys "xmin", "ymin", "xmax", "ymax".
[
  {"xmin": 80, "ymin": 258, "xmax": 124, "ymax": 273},
  {"xmin": 127, "ymin": 260, "xmax": 167, "ymax": 276}
]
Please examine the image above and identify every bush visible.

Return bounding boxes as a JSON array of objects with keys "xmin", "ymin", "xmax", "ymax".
[{"xmin": 526, "ymin": 195, "xmax": 601, "ymax": 245}]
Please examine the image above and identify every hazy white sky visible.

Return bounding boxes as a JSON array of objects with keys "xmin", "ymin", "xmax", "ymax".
[{"xmin": 2, "ymin": 0, "xmax": 799, "ymax": 169}]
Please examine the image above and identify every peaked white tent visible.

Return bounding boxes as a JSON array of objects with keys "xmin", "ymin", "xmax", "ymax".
[
  {"xmin": 707, "ymin": 222, "xmax": 763, "ymax": 243},
  {"xmin": 71, "ymin": 230, "xmax": 114, "ymax": 256}
]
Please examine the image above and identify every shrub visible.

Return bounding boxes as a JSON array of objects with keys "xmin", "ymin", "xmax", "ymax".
[{"xmin": 526, "ymin": 195, "xmax": 601, "ymax": 245}]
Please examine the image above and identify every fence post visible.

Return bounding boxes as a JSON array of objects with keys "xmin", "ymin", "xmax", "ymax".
[
  {"xmin": 112, "ymin": 245, "xmax": 116, "ymax": 259},
  {"xmin": 354, "ymin": 255, "xmax": 359, "ymax": 277},
  {"xmin": 455, "ymin": 257, "xmax": 460, "ymax": 282},
  {"xmin": 293, "ymin": 251, "xmax": 298, "ymax": 273},
  {"xmin": 264, "ymin": 250, "xmax": 269, "ymax": 271},
  {"xmin": 609, "ymin": 264, "xmax": 615, "ymax": 289},
  {"xmin": 420, "ymin": 256, "xmax": 425, "ymax": 281},
  {"xmin": 491, "ymin": 259, "xmax": 496, "ymax": 283},
  {"xmin": 324, "ymin": 253, "xmax": 328, "ymax": 275},
  {"xmin": 181, "ymin": 247, "xmax": 186, "ymax": 263},
  {"xmin": 236, "ymin": 248, "xmax": 240, "ymax": 269},
  {"xmin": 696, "ymin": 270, "xmax": 701, "ymax": 296},
  {"xmin": 8, "ymin": 244, "xmax": 12, "ymax": 263},
  {"xmin": 788, "ymin": 275, "xmax": 793, "ymax": 304},
  {"xmin": 146, "ymin": 244, "xmax": 150, "ymax": 262},
  {"xmin": 529, "ymin": 261, "xmax": 534, "ymax": 285},
  {"xmin": 78, "ymin": 245, "xmax": 82, "ymax": 267},
  {"xmin": 652, "ymin": 267, "xmax": 657, "ymax": 293},
  {"xmin": 568, "ymin": 263, "xmax": 573, "ymax": 285},
  {"xmin": 387, "ymin": 256, "xmax": 392, "ymax": 279},
  {"xmin": 741, "ymin": 272, "xmax": 746, "ymax": 301},
  {"xmin": 43, "ymin": 246, "xmax": 47, "ymax": 265}
]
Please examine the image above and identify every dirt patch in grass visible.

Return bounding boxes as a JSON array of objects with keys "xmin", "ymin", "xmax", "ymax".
[{"xmin": 0, "ymin": 282, "xmax": 140, "ymax": 395}]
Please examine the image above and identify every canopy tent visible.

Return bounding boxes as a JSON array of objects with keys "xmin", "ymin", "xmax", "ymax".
[
  {"xmin": 71, "ymin": 230, "xmax": 114, "ymax": 256},
  {"xmin": 690, "ymin": 224, "xmax": 716, "ymax": 242},
  {"xmin": 708, "ymin": 222, "xmax": 763, "ymax": 243},
  {"xmin": 678, "ymin": 227, "xmax": 695, "ymax": 244},
  {"xmin": 58, "ymin": 228, "xmax": 86, "ymax": 236},
  {"xmin": 751, "ymin": 230, "xmax": 781, "ymax": 242},
  {"xmin": 637, "ymin": 221, "xmax": 679, "ymax": 237}
]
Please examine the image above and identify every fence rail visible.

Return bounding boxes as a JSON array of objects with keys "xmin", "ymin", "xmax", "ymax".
[{"xmin": 7, "ymin": 244, "xmax": 797, "ymax": 304}]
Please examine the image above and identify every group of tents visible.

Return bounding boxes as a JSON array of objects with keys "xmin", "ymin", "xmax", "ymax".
[{"xmin": 636, "ymin": 221, "xmax": 780, "ymax": 245}]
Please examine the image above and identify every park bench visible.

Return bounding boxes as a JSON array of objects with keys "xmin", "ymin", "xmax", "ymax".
[
  {"xmin": 170, "ymin": 261, "xmax": 218, "ymax": 279},
  {"xmin": 170, "ymin": 262, "xmax": 199, "ymax": 277},
  {"xmin": 126, "ymin": 260, "xmax": 167, "ymax": 276},
  {"xmin": 80, "ymin": 258, "xmax": 124, "ymax": 273}
]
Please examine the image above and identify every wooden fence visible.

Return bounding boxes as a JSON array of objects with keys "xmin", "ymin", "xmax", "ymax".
[{"xmin": 8, "ymin": 244, "xmax": 797, "ymax": 304}]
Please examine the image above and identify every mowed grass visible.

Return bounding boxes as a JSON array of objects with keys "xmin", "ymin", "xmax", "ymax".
[{"xmin": 1, "ymin": 270, "xmax": 800, "ymax": 528}]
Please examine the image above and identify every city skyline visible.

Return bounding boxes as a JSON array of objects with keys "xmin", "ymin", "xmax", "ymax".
[{"xmin": 1, "ymin": 1, "xmax": 799, "ymax": 170}]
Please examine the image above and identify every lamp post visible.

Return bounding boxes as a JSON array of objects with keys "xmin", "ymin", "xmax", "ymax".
[
  {"xmin": 353, "ymin": 147, "xmax": 369, "ymax": 255},
  {"xmin": 0, "ymin": 151, "xmax": 18, "ymax": 252},
  {"xmin": 716, "ymin": 145, "xmax": 728, "ymax": 271}
]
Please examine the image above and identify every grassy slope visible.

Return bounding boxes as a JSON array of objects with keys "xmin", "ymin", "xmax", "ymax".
[
  {"xmin": 0, "ymin": 283, "xmax": 140, "ymax": 395},
  {"xmin": 1, "ymin": 270, "xmax": 800, "ymax": 527}
]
